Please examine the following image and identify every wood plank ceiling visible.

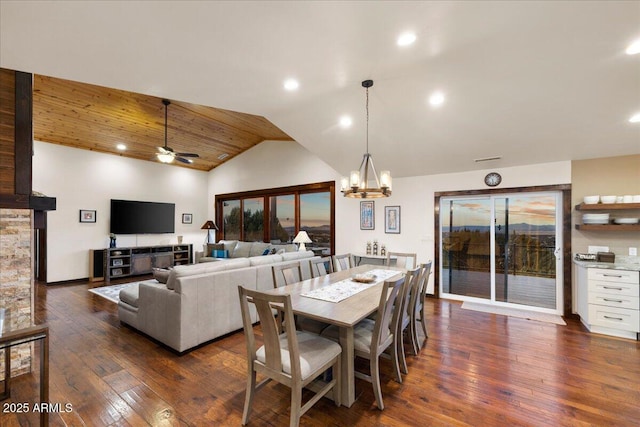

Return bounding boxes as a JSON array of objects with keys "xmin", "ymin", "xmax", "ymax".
[{"xmin": 33, "ymin": 75, "xmax": 294, "ymax": 171}]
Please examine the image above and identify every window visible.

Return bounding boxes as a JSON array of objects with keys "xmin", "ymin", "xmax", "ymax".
[{"xmin": 215, "ymin": 182, "xmax": 335, "ymax": 254}]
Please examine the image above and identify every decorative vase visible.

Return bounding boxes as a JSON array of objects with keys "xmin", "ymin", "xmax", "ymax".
[
  {"xmin": 110, "ymin": 237, "xmax": 116, "ymax": 248},
  {"xmin": 177, "ymin": 236, "xmax": 183, "ymax": 244}
]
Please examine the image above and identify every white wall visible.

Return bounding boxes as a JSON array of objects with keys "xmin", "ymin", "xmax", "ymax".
[
  {"xmin": 208, "ymin": 141, "xmax": 572, "ymax": 294},
  {"xmin": 33, "ymin": 141, "xmax": 209, "ymax": 283}
]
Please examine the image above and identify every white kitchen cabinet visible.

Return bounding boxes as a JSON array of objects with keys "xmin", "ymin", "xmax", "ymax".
[{"xmin": 578, "ymin": 267, "xmax": 640, "ymax": 340}]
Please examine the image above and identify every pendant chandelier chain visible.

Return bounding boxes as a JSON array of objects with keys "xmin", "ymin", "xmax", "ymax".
[{"xmin": 365, "ymin": 86, "xmax": 369, "ymax": 154}]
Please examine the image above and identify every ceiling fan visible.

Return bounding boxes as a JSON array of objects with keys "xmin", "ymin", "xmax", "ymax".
[{"xmin": 156, "ymin": 99, "xmax": 200, "ymax": 164}]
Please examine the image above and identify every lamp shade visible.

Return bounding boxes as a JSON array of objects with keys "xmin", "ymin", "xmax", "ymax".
[
  {"xmin": 201, "ymin": 220, "xmax": 219, "ymax": 244},
  {"xmin": 201, "ymin": 220, "xmax": 219, "ymax": 230},
  {"xmin": 293, "ymin": 231, "xmax": 312, "ymax": 252}
]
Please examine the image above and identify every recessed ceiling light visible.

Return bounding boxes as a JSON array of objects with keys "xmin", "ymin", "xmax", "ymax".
[
  {"xmin": 629, "ymin": 112, "xmax": 640, "ymax": 123},
  {"xmin": 397, "ymin": 32, "xmax": 417, "ymax": 47},
  {"xmin": 283, "ymin": 78, "xmax": 299, "ymax": 91},
  {"xmin": 339, "ymin": 116, "xmax": 352, "ymax": 128},
  {"xmin": 625, "ymin": 40, "xmax": 640, "ymax": 55},
  {"xmin": 116, "ymin": 143, "xmax": 126, "ymax": 150},
  {"xmin": 429, "ymin": 91, "xmax": 445, "ymax": 107},
  {"xmin": 217, "ymin": 153, "xmax": 229, "ymax": 160}
]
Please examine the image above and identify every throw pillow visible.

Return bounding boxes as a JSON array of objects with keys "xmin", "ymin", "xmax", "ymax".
[
  {"xmin": 206, "ymin": 243, "xmax": 225, "ymax": 255},
  {"xmin": 262, "ymin": 248, "xmax": 271, "ymax": 256},
  {"xmin": 152, "ymin": 268, "xmax": 170, "ymax": 284},
  {"xmin": 211, "ymin": 249, "xmax": 229, "ymax": 258}
]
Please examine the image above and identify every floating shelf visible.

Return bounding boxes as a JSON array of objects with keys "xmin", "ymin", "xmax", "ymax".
[
  {"xmin": 575, "ymin": 224, "xmax": 640, "ymax": 231},
  {"xmin": 575, "ymin": 202, "xmax": 640, "ymax": 211}
]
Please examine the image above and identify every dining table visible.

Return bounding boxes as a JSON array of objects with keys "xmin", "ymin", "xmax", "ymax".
[{"xmin": 267, "ymin": 263, "xmax": 404, "ymax": 407}]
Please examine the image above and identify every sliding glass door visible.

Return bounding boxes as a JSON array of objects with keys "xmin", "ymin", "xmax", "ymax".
[{"xmin": 440, "ymin": 192, "xmax": 563, "ymax": 314}]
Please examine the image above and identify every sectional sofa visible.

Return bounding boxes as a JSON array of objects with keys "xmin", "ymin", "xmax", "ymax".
[{"xmin": 117, "ymin": 242, "xmax": 317, "ymax": 353}]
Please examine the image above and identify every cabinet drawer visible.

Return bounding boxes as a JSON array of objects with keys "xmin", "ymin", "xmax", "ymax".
[
  {"xmin": 588, "ymin": 305, "xmax": 640, "ymax": 333},
  {"xmin": 588, "ymin": 280, "xmax": 639, "ymax": 297},
  {"xmin": 588, "ymin": 268, "xmax": 639, "ymax": 284},
  {"xmin": 588, "ymin": 293, "xmax": 640, "ymax": 310}
]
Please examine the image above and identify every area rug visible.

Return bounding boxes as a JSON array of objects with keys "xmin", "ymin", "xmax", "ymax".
[
  {"xmin": 89, "ymin": 282, "xmax": 139, "ymax": 304},
  {"xmin": 461, "ymin": 301, "xmax": 566, "ymax": 325}
]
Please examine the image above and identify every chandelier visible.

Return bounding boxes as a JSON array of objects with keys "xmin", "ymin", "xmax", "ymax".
[{"xmin": 340, "ymin": 80, "xmax": 392, "ymax": 198}]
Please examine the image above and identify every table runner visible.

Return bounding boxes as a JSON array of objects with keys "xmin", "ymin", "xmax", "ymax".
[{"xmin": 301, "ymin": 269, "xmax": 401, "ymax": 303}]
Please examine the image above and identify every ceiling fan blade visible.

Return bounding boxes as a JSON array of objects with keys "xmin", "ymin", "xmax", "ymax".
[
  {"xmin": 176, "ymin": 152, "xmax": 199, "ymax": 158},
  {"xmin": 175, "ymin": 156, "xmax": 194, "ymax": 164}
]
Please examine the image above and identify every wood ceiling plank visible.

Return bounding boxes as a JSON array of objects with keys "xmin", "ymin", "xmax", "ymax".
[{"xmin": 31, "ymin": 74, "xmax": 293, "ymax": 171}]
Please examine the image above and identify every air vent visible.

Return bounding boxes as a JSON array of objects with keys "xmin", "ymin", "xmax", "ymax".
[
  {"xmin": 474, "ymin": 156, "xmax": 502, "ymax": 163},
  {"xmin": 217, "ymin": 153, "xmax": 229, "ymax": 160}
]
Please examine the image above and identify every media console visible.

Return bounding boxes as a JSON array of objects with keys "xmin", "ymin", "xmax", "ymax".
[{"xmin": 89, "ymin": 244, "xmax": 192, "ymax": 282}]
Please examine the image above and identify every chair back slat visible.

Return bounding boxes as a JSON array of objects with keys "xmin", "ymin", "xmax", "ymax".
[
  {"xmin": 402, "ymin": 267, "xmax": 421, "ymax": 325},
  {"xmin": 309, "ymin": 256, "xmax": 333, "ymax": 277},
  {"xmin": 238, "ymin": 286, "xmax": 301, "ymax": 376},
  {"xmin": 332, "ymin": 254, "xmax": 353, "ymax": 272},
  {"xmin": 385, "ymin": 252, "xmax": 417, "ymax": 270},
  {"xmin": 272, "ymin": 262, "xmax": 303, "ymax": 288},
  {"xmin": 371, "ymin": 276, "xmax": 404, "ymax": 349}
]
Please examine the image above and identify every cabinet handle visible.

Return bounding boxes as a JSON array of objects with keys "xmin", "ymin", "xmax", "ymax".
[
  {"xmin": 602, "ymin": 286, "xmax": 623, "ymax": 290},
  {"xmin": 603, "ymin": 315, "xmax": 623, "ymax": 321},
  {"xmin": 602, "ymin": 274, "xmax": 623, "ymax": 278},
  {"xmin": 603, "ymin": 298, "xmax": 623, "ymax": 303}
]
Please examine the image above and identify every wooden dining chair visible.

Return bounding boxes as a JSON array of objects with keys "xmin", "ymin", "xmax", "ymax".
[
  {"xmin": 385, "ymin": 252, "xmax": 417, "ymax": 270},
  {"xmin": 238, "ymin": 285, "xmax": 341, "ymax": 427},
  {"xmin": 396, "ymin": 267, "xmax": 421, "ymax": 374},
  {"xmin": 332, "ymin": 253, "xmax": 353, "ymax": 272},
  {"xmin": 272, "ymin": 262, "xmax": 303, "ymax": 288},
  {"xmin": 272, "ymin": 262, "xmax": 329, "ymax": 334},
  {"xmin": 309, "ymin": 257, "xmax": 334, "ymax": 278},
  {"xmin": 321, "ymin": 276, "xmax": 405, "ymax": 410},
  {"xmin": 409, "ymin": 262, "xmax": 432, "ymax": 351}
]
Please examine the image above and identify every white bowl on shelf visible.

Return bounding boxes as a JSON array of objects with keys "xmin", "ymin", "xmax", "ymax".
[
  {"xmin": 583, "ymin": 195, "xmax": 600, "ymax": 204},
  {"xmin": 600, "ymin": 195, "xmax": 617, "ymax": 204},
  {"xmin": 614, "ymin": 218, "xmax": 639, "ymax": 224},
  {"xmin": 582, "ymin": 213, "xmax": 609, "ymax": 224}
]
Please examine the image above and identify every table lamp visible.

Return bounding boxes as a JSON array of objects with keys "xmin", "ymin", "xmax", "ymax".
[
  {"xmin": 201, "ymin": 220, "xmax": 219, "ymax": 244},
  {"xmin": 293, "ymin": 231, "xmax": 312, "ymax": 252}
]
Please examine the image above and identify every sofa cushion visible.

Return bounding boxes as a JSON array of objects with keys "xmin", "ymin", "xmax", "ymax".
[
  {"xmin": 249, "ymin": 242, "xmax": 270, "ymax": 257},
  {"xmin": 119, "ymin": 284, "xmax": 140, "ymax": 307},
  {"xmin": 249, "ymin": 254, "xmax": 284, "ymax": 266},
  {"xmin": 269, "ymin": 243, "xmax": 298, "ymax": 253},
  {"xmin": 152, "ymin": 268, "xmax": 170, "ymax": 284},
  {"xmin": 220, "ymin": 258, "xmax": 251, "ymax": 270},
  {"xmin": 218, "ymin": 240, "xmax": 238, "ymax": 254},
  {"xmin": 232, "ymin": 241, "xmax": 253, "ymax": 258},
  {"xmin": 166, "ymin": 260, "xmax": 240, "ymax": 289},
  {"xmin": 281, "ymin": 250, "xmax": 314, "ymax": 261}
]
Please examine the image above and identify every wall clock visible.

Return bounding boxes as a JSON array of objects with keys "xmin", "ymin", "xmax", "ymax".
[{"xmin": 484, "ymin": 172, "xmax": 502, "ymax": 187}]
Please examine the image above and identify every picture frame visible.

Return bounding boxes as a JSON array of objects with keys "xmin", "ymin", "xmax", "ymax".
[
  {"xmin": 111, "ymin": 268, "xmax": 123, "ymax": 276},
  {"xmin": 385, "ymin": 206, "xmax": 401, "ymax": 234},
  {"xmin": 79, "ymin": 209, "xmax": 96, "ymax": 223},
  {"xmin": 112, "ymin": 259, "xmax": 123, "ymax": 267},
  {"xmin": 182, "ymin": 213, "xmax": 193, "ymax": 224},
  {"xmin": 360, "ymin": 201, "xmax": 375, "ymax": 230}
]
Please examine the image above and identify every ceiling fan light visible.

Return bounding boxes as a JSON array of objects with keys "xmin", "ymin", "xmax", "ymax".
[{"xmin": 157, "ymin": 153, "xmax": 174, "ymax": 163}]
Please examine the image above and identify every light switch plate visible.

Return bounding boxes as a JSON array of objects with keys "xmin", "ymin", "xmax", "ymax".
[{"xmin": 588, "ymin": 245, "xmax": 609, "ymax": 254}]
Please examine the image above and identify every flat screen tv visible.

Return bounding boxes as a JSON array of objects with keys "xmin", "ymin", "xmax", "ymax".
[{"xmin": 110, "ymin": 199, "xmax": 175, "ymax": 234}]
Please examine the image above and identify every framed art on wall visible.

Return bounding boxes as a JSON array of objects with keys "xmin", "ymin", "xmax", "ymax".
[
  {"xmin": 182, "ymin": 213, "xmax": 193, "ymax": 224},
  {"xmin": 79, "ymin": 209, "xmax": 96, "ymax": 223},
  {"xmin": 385, "ymin": 206, "xmax": 401, "ymax": 234},
  {"xmin": 360, "ymin": 201, "xmax": 374, "ymax": 230}
]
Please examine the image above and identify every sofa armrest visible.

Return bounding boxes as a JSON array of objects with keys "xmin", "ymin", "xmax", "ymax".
[{"xmin": 137, "ymin": 282, "xmax": 183, "ymax": 351}]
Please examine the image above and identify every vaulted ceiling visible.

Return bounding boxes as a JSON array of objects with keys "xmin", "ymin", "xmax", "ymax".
[
  {"xmin": 1, "ymin": 2, "xmax": 639, "ymax": 177},
  {"xmin": 33, "ymin": 75, "xmax": 293, "ymax": 171}
]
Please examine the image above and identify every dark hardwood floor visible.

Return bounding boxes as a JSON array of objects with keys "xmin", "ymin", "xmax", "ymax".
[{"xmin": 2, "ymin": 280, "xmax": 639, "ymax": 426}]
